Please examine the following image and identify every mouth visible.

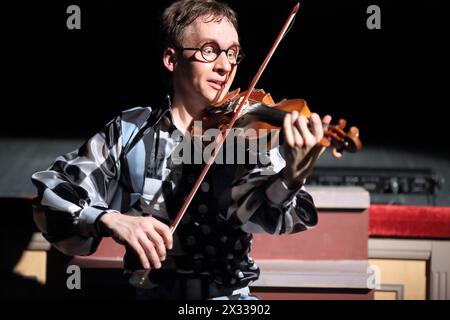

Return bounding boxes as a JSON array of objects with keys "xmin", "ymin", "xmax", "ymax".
[{"xmin": 207, "ymin": 80, "xmax": 226, "ymax": 91}]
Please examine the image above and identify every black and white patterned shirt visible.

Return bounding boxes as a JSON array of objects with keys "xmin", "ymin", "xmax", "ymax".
[{"xmin": 31, "ymin": 100, "xmax": 318, "ymax": 295}]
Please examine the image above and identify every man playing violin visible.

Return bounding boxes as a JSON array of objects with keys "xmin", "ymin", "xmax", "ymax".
[{"xmin": 31, "ymin": 0, "xmax": 331, "ymax": 300}]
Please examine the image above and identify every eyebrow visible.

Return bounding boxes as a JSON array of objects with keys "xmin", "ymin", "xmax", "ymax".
[{"xmin": 198, "ymin": 38, "xmax": 240, "ymax": 48}]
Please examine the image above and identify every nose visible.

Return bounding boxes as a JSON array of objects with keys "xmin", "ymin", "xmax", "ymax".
[{"xmin": 213, "ymin": 51, "xmax": 233, "ymax": 74}]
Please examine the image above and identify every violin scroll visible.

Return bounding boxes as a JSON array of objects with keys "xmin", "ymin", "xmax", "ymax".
[{"xmin": 322, "ymin": 119, "xmax": 362, "ymax": 158}]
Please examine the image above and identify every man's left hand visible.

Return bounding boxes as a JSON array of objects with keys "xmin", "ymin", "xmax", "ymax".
[{"xmin": 280, "ymin": 111, "xmax": 332, "ymax": 189}]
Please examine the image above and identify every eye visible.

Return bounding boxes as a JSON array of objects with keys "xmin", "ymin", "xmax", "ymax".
[
  {"xmin": 202, "ymin": 45, "xmax": 216, "ymax": 56},
  {"xmin": 227, "ymin": 48, "xmax": 237, "ymax": 58}
]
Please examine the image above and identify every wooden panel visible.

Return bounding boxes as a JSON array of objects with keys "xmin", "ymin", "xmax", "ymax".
[
  {"xmin": 369, "ymin": 259, "xmax": 427, "ymax": 300},
  {"xmin": 252, "ymin": 259, "xmax": 370, "ymax": 289},
  {"xmin": 375, "ymin": 291, "xmax": 397, "ymax": 300},
  {"xmin": 253, "ymin": 290, "xmax": 374, "ymax": 300},
  {"xmin": 252, "ymin": 210, "xmax": 369, "ymax": 260},
  {"xmin": 13, "ymin": 250, "xmax": 47, "ymax": 284},
  {"xmin": 251, "ymin": 187, "xmax": 370, "ymax": 260}
]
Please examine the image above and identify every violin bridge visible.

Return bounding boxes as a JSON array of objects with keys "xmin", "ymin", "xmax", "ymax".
[{"xmin": 233, "ymin": 96, "xmax": 251, "ymax": 117}]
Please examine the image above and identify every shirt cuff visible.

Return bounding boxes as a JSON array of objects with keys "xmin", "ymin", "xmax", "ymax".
[
  {"xmin": 265, "ymin": 177, "xmax": 303, "ymax": 206},
  {"xmin": 78, "ymin": 206, "xmax": 110, "ymax": 237}
]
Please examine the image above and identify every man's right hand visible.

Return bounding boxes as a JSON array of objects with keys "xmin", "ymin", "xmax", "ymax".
[{"xmin": 99, "ymin": 211, "xmax": 173, "ymax": 269}]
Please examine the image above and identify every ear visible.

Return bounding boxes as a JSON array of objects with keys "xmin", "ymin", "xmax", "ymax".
[{"xmin": 163, "ymin": 47, "xmax": 177, "ymax": 73}]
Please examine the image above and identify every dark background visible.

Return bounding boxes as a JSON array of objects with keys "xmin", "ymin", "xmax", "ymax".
[{"xmin": 2, "ymin": 0, "xmax": 448, "ymax": 150}]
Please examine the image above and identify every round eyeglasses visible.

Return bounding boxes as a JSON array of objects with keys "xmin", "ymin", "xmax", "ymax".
[{"xmin": 176, "ymin": 42, "xmax": 244, "ymax": 65}]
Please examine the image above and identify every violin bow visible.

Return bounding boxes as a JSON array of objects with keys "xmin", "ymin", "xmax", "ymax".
[{"xmin": 170, "ymin": 2, "xmax": 301, "ymax": 233}]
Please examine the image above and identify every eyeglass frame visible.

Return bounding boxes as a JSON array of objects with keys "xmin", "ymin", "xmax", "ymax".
[{"xmin": 175, "ymin": 42, "xmax": 245, "ymax": 65}]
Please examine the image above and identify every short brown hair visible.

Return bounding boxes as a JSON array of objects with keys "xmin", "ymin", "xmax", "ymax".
[{"xmin": 161, "ymin": 0, "xmax": 238, "ymax": 48}]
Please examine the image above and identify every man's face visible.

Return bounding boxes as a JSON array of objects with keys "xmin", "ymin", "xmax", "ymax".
[{"xmin": 172, "ymin": 16, "xmax": 239, "ymax": 108}]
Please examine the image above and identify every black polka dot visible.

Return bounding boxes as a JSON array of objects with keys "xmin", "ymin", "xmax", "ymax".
[
  {"xmin": 205, "ymin": 245, "xmax": 216, "ymax": 256},
  {"xmin": 201, "ymin": 182, "xmax": 210, "ymax": 192},
  {"xmin": 198, "ymin": 204, "xmax": 208, "ymax": 214},
  {"xmin": 201, "ymin": 224, "xmax": 211, "ymax": 235},
  {"xmin": 186, "ymin": 236, "xmax": 196, "ymax": 246}
]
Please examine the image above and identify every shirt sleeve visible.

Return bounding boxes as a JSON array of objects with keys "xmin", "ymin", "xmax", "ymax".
[
  {"xmin": 31, "ymin": 116, "xmax": 123, "ymax": 256},
  {"xmin": 226, "ymin": 145, "xmax": 318, "ymax": 235}
]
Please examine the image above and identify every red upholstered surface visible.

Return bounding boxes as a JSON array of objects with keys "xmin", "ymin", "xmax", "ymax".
[{"xmin": 369, "ymin": 204, "xmax": 450, "ymax": 239}]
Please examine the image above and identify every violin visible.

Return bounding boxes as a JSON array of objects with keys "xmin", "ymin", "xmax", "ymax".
[{"xmin": 198, "ymin": 88, "xmax": 362, "ymax": 157}]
